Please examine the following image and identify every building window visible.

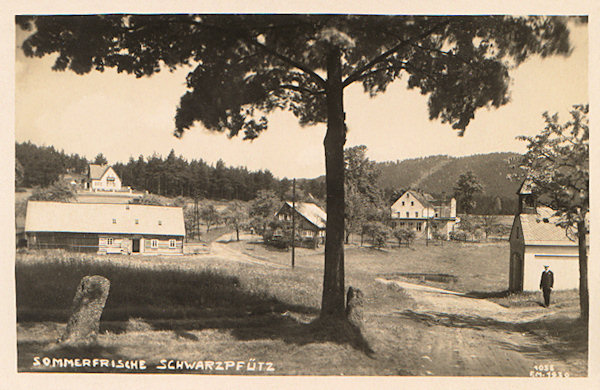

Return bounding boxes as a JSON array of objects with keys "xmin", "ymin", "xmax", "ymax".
[
  {"xmin": 411, "ymin": 201, "xmax": 414, "ymax": 206},
  {"xmin": 435, "ymin": 213, "xmax": 438, "ymax": 218},
  {"xmin": 112, "ymin": 218, "xmax": 117, "ymax": 224},
  {"xmin": 406, "ymin": 212, "xmax": 410, "ymax": 217},
  {"xmin": 107, "ymin": 176, "xmax": 115, "ymax": 182},
  {"xmin": 169, "ymin": 239, "xmax": 176, "ymax": 248},
  {"xmin": 158, "ymin": 220, "xmax": 162, "ymax": 226},
  {"xmin": 107, "ymin": 238, "xmax": 113, "ymax": 245},
  {"xmin": 401, "ymin": 201, "xmax": 405, "ymax": 206},
  {"xmin": 415, "ymin": 212, "xmax": 419, "ymax": 218},
  {"xmin": 416, "ymin": 223, "xmax": 422, "ymax": 231},
  {"xmin": 135, "ymin": 219, "xmax": 139, "ymax": 224},
  {"xmin": 151, "ymin": 239, "xmax": 158, "ymax": 248}
]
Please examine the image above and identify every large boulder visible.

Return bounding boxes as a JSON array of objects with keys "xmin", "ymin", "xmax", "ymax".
[{"xmin": 59, "ymin": 275, "xmax": 110, "ymax": 344}]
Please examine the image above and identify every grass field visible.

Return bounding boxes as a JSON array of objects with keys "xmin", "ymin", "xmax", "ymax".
[{"xmin": 15, "ymin": 240, "xmax": 587, "ymax": 376}]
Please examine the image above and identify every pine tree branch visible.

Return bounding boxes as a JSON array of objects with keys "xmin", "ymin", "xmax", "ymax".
[
  {"xmin": 244, "ymin": 38, "xmax": 327, "ymax": 89},
  {"xmin": 342, "ymin": 19, "xmax": 450, "ymax": 88},
  {"xmin": 346, "ymin": 63, "xmax": 408, "ymax": 85}
]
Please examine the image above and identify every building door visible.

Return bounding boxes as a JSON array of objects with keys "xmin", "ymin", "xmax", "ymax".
[
  {"xmin": 515, "ymin": 253, "xmax": 524, "ymax": 291},
  {"xmin": 511, "ymin": 252, "xmax": 524, "ymax": 291},
  {"xmin": 132, "ymin": 238, "xmax": 140, "ymax": 253}
]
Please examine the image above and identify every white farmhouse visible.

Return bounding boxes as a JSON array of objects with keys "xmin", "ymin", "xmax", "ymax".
[
  {"xmin": 86, "ymin": 164, "xmax": 122, "ymax": 191},
  {"xmin": 508, "ymin": 180, "xmax": 582, "ymax": 291},
  {"xmin": 390, "ymin": 190, "xmax": 458, "ymax": 239}
]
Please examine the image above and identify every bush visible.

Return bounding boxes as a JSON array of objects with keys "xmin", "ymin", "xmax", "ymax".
[
  {"xmin": 362, "ymin": 222, "xmax": 391, "ymax": 248},
  {"xmin": 393, "ymin": 227, "xmax": 415, "ymax": 247},
  {"xmin": 432, "ymin": 231, "xmax": 447, "ymax": 241},
  {"xmin": 449, "ymin": 230, "xmax": 468, "ymax": 241}
]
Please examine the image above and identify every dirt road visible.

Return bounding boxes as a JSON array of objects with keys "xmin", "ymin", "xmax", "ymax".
[
  {"xmin": 378, "ymin": 278, "xmax": 584, "ymax": 376},
  {"xmin": 206, "ymin": 236, "xmax": 585, "ymax": 377}
]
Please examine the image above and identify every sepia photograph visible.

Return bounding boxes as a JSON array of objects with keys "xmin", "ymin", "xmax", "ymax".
[{"xmin": 4, "ymin": 2, "xmax": 597, "ymax": 388}]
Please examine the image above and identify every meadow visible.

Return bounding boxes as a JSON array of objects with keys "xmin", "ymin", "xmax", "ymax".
[{"xmin": 15, "ymin": 240, "xmax": 587, "ymax": 375}]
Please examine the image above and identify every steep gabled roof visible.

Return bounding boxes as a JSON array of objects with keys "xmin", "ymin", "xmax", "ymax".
[
  {"xmin": 519, "ymin": 207, "xmax": 576, "ymax": 246},
  {"xmin": 281, "ymin": 202, "xmax": 327, "ymax": 229},
  {"xmin": 518, "ymin": 178, "xmax": 535, "ymax": 195},
  {"xmin": 25, "ymin": 201, "xmax": 185, "ymax": 236},
  {"xmin": 412, "ymin": 191, "xmax": 436, "ymax": 208},
  {"xmin": 89, "ymin": 164, "xmax": 111, "ymax": 180}
]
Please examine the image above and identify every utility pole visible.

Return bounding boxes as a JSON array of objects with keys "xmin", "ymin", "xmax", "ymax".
[
  {"xmin": 194, "ymin": 196, "xmax": 199, "ymax": 240},
  {"xmin": 291, "ymin": 178, "xmax": 296, "ymax": 268},
  {"xmin": 425, "ymin": 206, "xmax": 429, "ymax": 246}
]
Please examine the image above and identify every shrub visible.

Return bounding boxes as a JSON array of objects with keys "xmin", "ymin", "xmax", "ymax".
[
  {"xmin": 393, "ymin": 227, "xmax": 415, "ymax": 247},
  {"xmin": 432, "ymin": 231, "xmax": 447, "ymax": 241},
  {"xmin": 362, "ymin": 222, "xmax": 391, "ymax": 248},
  {"xmin": 449, "ymin": 230, "xmax": 468, "ymax": 241}
]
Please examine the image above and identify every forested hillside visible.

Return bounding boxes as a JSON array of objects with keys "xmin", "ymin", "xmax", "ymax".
[
  {"xmin": 375, "ymin": 152, "xmax": 522, "ymax": 214},
  {"xmin": 16, "ymin": 141, "xmax": 524, "ymax": 213},
  {"xmin": 16, "ymin": 142, "xmax": 88, "ymax": 187},
  {"xmin": 15, "ymin": 142, "xmax": 287, "ymax": 200}
]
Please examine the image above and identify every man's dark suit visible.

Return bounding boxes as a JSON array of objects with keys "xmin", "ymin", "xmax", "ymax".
[{"xmin": 540, "ymin": 269, "xmax": 554, "ymax": 307}]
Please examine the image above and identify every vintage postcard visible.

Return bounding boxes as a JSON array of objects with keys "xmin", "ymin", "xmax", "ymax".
[{"xmin": 3, "ymin": 1, "xmax": 598, "ymax": 389}]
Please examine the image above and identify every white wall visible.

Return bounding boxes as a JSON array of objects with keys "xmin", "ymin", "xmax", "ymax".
[
  {"xmin": 92, "ymin": 167, "xmax": 122, "ymax": 191},
  {"xmin": 522, "ymin": 245, "xmax": 580, "ymax": 290},
  {"xmin": 391, "ymin": 192, "xmax": 434, "ymax": 219}
]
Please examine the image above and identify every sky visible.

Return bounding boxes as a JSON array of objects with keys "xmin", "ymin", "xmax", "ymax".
[{"xmin": 15, "ymin": 19, "xmax": 588, "ymax": 180}]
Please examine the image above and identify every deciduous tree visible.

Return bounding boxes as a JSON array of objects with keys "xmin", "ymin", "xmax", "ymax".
[
  {"xmin": 18, "ymin": 14, "xmax": 574, "ymax": 319},
  {"xmin": 29, "ymin": 181, "xmax": 76, "ymax": 202},
  {"xmin": 344, "ymin": 145, "xmax": 382, "ymax": 244},
  {"xmin": 517, "ymin": 104, "xmax": 589, "ymax": 320},
  {"xmin": 454, "ymin": 171, "xmax": 484, "ymax": 214},
  {"xmin": 223, "ymin": 201, "xmax": 249, "ymax": 241}
]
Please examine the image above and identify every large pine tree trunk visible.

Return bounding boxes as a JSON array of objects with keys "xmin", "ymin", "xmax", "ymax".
[
  {"xmin": 321, "ymin": 48, "xmax": 346, "ymax": 319},
  {"xmin": 577, "ymin": 219, "xmax": 588, "ymax": 321}
]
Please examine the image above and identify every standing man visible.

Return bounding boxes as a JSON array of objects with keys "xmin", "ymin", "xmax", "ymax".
[{"xmin": 540, "ymin": 265, "xmax": 554, "ymax": 307}]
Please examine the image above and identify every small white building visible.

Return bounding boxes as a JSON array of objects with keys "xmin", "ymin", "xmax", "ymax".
[
  {"xmin": 390, "ymin": 190, "xmax": 458, "ymax": 239},
  {"xmin": 508, "ymin": 180, "xmax": 581, "ymax": 291},
  {"xmin": 86, "ymin": 164, "xmax": 122, "ymax": 191}
]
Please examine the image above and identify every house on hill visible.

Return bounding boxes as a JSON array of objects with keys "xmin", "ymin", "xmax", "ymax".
[
  {"xmin": 390, "ymin": 190, "xmax": 458, "ymax": 239},
  {"xmin": 276, "ymin": 201, "xmax": 327, "ymax": 242},
  {"xmin": 508, "ymin": 180, "xmax": 582, "ymax": 291},
  {"xmin": 25, "ymin": 201, "xmax": 185, "ymax": 255},
  {"xmin": 86, "ymin": 164, "xmax": 122, "ymax": 191},
  {"xmin": 76, "ymin": 163, "xmax": 143, "ymax": 203}
]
